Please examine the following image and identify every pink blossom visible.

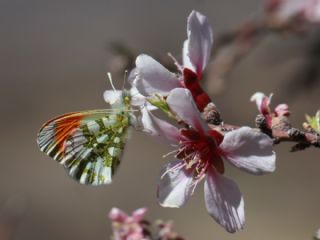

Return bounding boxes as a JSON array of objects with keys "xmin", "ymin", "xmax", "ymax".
[
  {"xmin": 145, "ymin": 88, "xmax": 276, "ymax": 233},
  {"xmin": 157, "ymin": 220, "xmax": 184, "ymax": 240},
  {"xmin": 129, "ymin": 11, "xmax": 213, "ymax": 112},
  {"xmin": 251, "ymin": 92, "xmax": 290, "ymax": 128},
  {"xmin": 109, "ymin": 207, "xmax": 149, "ymax": 240},
  {"xmin": 265, "ymin": 0, "xmax": 320, "ymax": 23},
  {"xmin": 305, "ymin": 0, "xmax": 320, "ymax": 22}
]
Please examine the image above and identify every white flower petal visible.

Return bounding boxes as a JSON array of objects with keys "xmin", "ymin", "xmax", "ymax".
[
  {"xmin": 128, "ymin": 67, "xmax": 138, "ymax": 85},
  {"xmin": 129, "ymin": 87, "xmax": 147, "ymax": 107},
  {"xmin": 186, "ymin": 10, "xmax": 213, "ymax": 74},
  {"xmin": 167, "ymin": 88, "xmax": 208, "ymax": 133},
  {"xmin": 133, "ymin": 54, "xmax": 181, "ymax": 96},
  {"xmin": 145, "ymin": 103, "xmax": 158, "ymax": 111},
  {"xmin": 182, "ymin": 40, "xmax": 195, "ymax": 72},
  {"xmin": 250, "ymin": 92, "xmax": 264, "ymax": 103},
  {"xmin": 140, "ymin": 107, "xmax": 180, "ymax": 144},
  {"xmin": 158, "ymin": 160, "xmax": 194, "ymax": 208},
  {"xmin": 204, "ymin": 168, "xmax": 245, "ymax": 233},
  {"xmin": 220, "ymin": 127, "xmax": 276, "ymax": 175},
  {"xmin": 250, "ymin": 92, "xmax": 265, "ymax": 112},
  {"xmin": 103, "ymin": 90, "xmax": 122, "ymax": 105}
]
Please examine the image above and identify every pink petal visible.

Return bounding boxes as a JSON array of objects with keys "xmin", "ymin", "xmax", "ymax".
[
  {"xmin": 127, "ymin": 232, "xmax": 145, "ymax": 240},
  {"xmin": 166, "ymin": 88, "xmax": 208, "ymax": 133},
  {"xmin": 305, "ymin": 0, "xmax": 320, "ymax": 22},
  {"xmin": 140, "ymin": 107, "xmax": 180, "ymax": 145},
  {"xmin": 274, "ymin": 103, "xmax": 290, "ymax": 116},
  {"xmin": 185, "ymin": 10, "xmax": 213, "ymax": 75},
  {"xmin": 157, "ymin": 160, "xmax": 194, "ymax": 208},
  {"xmin": 276, "ymin": 0, "xmax": 307, "ymax": 21},
  {"xmin": 204, "ymin": 168, "xmax": 245, "ymax": 233},
  {"xmin": 220, "ymin": 127, "xmax": 276, "ymax": 175},
  {"xmin": 109, "ymin": 208, "xmax": 128, "ymax": 222},
  {"xmin": 132, "ymin": 208, "xmax": 148, "ymax": 222},
  {"xmin": 133, "ymin": 54, "xmax": 181, "ymax": 96},
  {"xmin": 129, "ymin": 87, "xmax": 147, "ymax": 107}
]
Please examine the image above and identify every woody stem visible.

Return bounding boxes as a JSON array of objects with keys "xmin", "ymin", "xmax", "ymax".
[{"xmin": 211, "ymin": 122, "xmax": 320, "ymax": 152}]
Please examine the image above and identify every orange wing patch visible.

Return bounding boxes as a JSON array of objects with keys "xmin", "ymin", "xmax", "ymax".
[
  {"xmin": 53, "ymin": 114, "xmax": 83, "ymax": 153},
  {"xmin": 38, "ymin": 112, "xmax": 85, "ymax": 161}
]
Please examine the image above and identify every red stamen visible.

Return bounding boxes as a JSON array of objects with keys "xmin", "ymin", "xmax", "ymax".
[{"xmin": 177, "ymin": 128, "xmax": 225, "ymax": 176}]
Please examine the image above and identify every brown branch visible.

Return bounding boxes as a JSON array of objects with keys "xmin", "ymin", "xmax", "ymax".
[
  {"xmin": 214, "ymin": 123, "xmax": 319, "ymax": 151},
  {"xmin": 206, "ymin": 111, "xmax": 320, "ymax": 152}
]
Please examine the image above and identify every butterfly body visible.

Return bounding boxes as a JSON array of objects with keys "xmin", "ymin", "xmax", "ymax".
[{"xmin": 37, "ymin": 90, "xmax": 133, "ymax": 185}]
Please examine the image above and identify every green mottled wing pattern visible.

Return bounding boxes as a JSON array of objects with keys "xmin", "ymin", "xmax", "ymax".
[
  {"xmin": 63, "ymin": 111, "xmax": 130, "ymax": 185},
  {"xmin": 37, "ymin": 108, "xmax": 131, "ymax": 186}
]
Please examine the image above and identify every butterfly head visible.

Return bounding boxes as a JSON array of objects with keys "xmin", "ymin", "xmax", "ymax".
[{"xmin": 121, "ymin": 90, "xmax": 132, "ymax": 108}]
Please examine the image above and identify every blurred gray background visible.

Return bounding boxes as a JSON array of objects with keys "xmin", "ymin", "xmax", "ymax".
[{"xmin": 1, "ymin": 0, "xmax": 320, "ymax": 239}]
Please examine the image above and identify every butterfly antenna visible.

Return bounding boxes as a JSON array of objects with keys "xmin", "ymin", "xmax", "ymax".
[
  {"xmin": 107, "ymin": 72, "xmax": 117, "ymax": 92},
  {"xmin": 122, "ymin": 70, "xmax": 128, "ymax": 90}
]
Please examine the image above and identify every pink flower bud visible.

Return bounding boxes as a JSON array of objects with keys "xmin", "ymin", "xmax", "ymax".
[
  {"xmin": 132, "ymin": 208, "xmax": 148, "ymax": 222},
  {"xmin": 109, "ymin": 208, "xmax": 128, "ymax": 223},
  {"xmin": 275, "ymin": 103, "xmax": 290, "ymax": 116}
]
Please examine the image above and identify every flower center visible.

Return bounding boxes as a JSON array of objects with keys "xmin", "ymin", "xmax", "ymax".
[{"xmin": 177, "ymin": 129, "xmax": 224, "ymax": 177}]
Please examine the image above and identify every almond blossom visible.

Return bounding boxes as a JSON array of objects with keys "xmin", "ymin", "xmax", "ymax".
[
  {"xmin": 251, "ymin": 92, "xmax": 290, "ymax": 128},
  {"xmin": 129, "ymin": 10, "xmax": 213, "ymax": 112},
  {"xmin": 156, "ymin": 220, "xmax": 185, "ymax": 240},
  {"xmin": 265, "ymin": 0, "xmax": 320, "ymax": 23},
  {"xmin": 144, "ymin": 88, "xmax": 276, "ymax": 233},
  {"xmin": 109, "ymin": 207, "xmax": 150, "ymax": 240}
]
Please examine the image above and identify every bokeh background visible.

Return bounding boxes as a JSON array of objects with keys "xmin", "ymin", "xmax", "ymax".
[{"xmin": 1, "ymin": 0, "xmax": 320, "ymax": 239}]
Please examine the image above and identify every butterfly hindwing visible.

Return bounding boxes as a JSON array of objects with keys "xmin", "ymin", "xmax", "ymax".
[{"xmin": 37, "ymin": 109, "xmax": 131, "ymax": 185}]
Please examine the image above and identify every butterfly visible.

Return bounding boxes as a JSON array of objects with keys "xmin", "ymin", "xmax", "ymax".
[{"xmin": 37, "ymin": 84, "xmax": 135, "ymax": 186}]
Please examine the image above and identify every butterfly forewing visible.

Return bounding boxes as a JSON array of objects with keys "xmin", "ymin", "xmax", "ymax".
[{"xmin": 37, "ymin": 109, "xmax": 131, "ymax": 185}]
